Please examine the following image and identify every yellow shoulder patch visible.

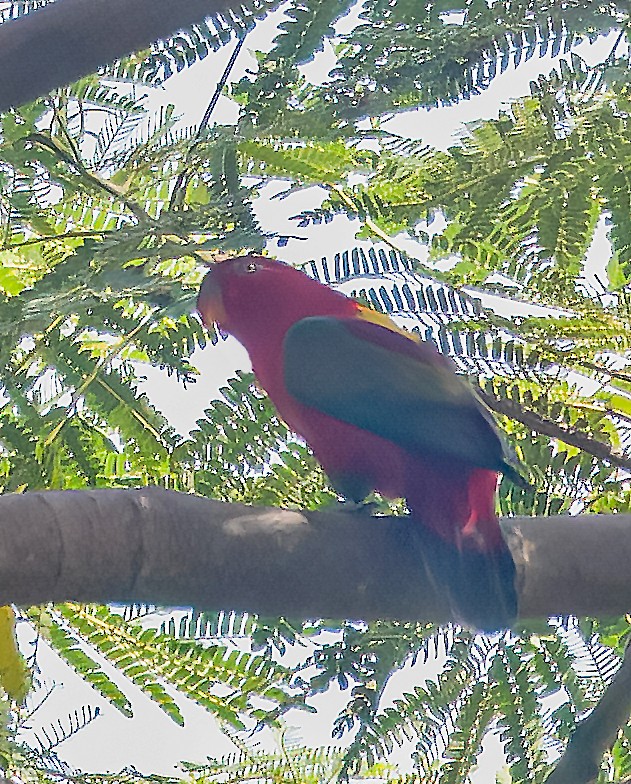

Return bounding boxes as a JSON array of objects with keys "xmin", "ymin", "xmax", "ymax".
[{"xmin": 355, "ymin": 304, "xmax": 420, "ymax": 343}]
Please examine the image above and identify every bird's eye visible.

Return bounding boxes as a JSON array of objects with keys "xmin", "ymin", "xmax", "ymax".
[{"xmin": 246, "ymin": 262, "xmax": 257, "ymax": 273}]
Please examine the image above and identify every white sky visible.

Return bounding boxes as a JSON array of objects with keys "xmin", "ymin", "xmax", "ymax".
[{"xmin": 15, "ymin": 8, "xmax": 621, "ymax": 779}]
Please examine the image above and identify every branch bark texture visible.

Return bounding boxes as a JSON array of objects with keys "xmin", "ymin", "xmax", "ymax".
[
  {"xmin": 0, "ymin": 487, "xmax": 628, "ymax": 622},
  {"xmin": 0, "ymin": 0, "xmax": 259, "ymax": 111}
]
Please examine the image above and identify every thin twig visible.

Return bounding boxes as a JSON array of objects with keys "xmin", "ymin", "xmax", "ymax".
[
  {"xmin": 43, "ymin": 313, "xmax": 166, "ymax": 448},
  {"xmin": 476, "ymin": 386, "xmax": 631, "ymax": 473},
  {"xmin": 27, "ymin": 132, "xmax": 151, "ymax": 224},
  {"xmin": 604, "ymin": 26, "xmax": 627, "ymax": 66},
  {"xmin": 1, "ymin": 229, "xmax": 108, "ymax": 252},
  {"xmin": 580, "ymin": 359, "xmax": 631, "ymax": 385},
  {"xmin": 328, "ymin": 182, "xmax": 461, "ymax": 287},
  {"xmin": 169, "ymin": 32, "xmax": 246, "ymax": 211}
]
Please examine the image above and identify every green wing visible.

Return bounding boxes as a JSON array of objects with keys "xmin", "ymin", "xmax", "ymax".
[{"xmin": 283, "ymin": 316, "xmax": 518, "ymax": 476}]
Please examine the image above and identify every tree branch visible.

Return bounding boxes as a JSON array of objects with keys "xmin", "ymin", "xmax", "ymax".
[
  {"xmin": 0, "ymin": 0, "xmax": 266, "ymax": 112},
  {"xmin": 476, "ymin": 386, "xmax": 631, "ymax": 472},
  {"xmin": 546, "ymin": 639, "xmax": 631, "ymax": 784},
  {"xmin": 0, "ymin": 488, "xmax": 630, "ymax": 621}
]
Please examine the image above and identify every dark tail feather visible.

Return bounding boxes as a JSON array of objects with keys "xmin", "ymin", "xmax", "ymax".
[
  {"xmin": 414, "ymin": 523, "xmax": 517, "ymax": 632},
  {"xmin": 449, "ymin": 540, "xmax": 517, "ymax": 632}
]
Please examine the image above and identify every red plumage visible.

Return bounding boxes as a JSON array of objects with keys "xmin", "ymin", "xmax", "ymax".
[{"xmin": 197, "ymin": 255, "xmax": 519, "ymax": 628}]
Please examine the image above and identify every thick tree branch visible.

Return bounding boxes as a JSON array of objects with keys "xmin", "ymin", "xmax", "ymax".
[
  {"xmin": 0, "ymin": 488, "xmax": 629, "ymax": 621},
  {"xmin": 546, "ymin": 639, "xmax": 631, "ymax": 784},
  {"xmin": 0, "ymin": 0, "xmax": 264, "ymax": 112},
  {"xmin": 476, "ymin": 386, "xmax": 631, "ymax": 472}
]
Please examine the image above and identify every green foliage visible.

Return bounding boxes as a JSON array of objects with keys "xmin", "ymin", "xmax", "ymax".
[
  {"xmin": 185, "ymin": 739, "xmax": 406, "ymax": 783},
  {"xmin": 273, "ymin": 0, "xmax": 358, "ymax": 65},
  {"xmin": 179, "ymin": 370, "xmax": 337, "ymax": 506},
  {"xmin": 49, "ymin": 603, "xmax": 300, "ymax": 729}
]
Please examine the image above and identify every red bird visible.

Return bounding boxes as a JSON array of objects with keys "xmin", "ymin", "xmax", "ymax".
[{"xmin": 197, "ymin": 255, "xmax": 521, "ymax": 629}]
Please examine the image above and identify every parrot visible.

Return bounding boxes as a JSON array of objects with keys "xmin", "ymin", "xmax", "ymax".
[{"xmin": 197, "ymin": 255, "xmax": 523, "ymax": 630}]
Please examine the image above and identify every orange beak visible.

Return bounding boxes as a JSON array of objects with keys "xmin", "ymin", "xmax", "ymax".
[{"xmin": 197, "ymin": 268, "xmax": 227, "ymax": 328}]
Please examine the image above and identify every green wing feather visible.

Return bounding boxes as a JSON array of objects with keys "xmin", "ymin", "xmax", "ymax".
[{"xmin": 283, "ymin": 316, "xmax": 521, "ymax": 477}]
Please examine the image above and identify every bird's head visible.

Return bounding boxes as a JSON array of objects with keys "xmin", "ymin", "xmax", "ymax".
[
  {"xmin": 196, "ymin": 255, "xmax": 354, "ymax": 346},
  {"xmin": 197, "ymin": 255, "xmax": 281, "ymax": 331}
]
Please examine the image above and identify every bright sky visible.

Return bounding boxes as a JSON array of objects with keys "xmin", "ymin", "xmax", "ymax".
[{"xmin": 14, "ymin": 6, "xmax": 621, "ymax": 779}]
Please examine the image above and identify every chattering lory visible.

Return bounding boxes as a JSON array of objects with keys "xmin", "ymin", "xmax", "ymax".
[{"xmin": 197, "ymin": 256, "xmax": 522, "ymax": 629}]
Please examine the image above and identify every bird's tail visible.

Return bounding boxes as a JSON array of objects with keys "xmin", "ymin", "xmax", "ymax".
[
  {"xmin": 411, "ymin": 521, "xmax": 517, "ymax": 632},
  {"xmin": 407, "ymin": 467, "xmax": 517, "ymax": 632}
]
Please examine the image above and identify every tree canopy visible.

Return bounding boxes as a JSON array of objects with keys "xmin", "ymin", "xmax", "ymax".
[{"xmin": 2, "ymin": 0, "xmax": 631, "ymax": 781}]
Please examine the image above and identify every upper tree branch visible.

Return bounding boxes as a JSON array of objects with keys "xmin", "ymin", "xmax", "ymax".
[
  {"xmin": 476, "ymin": 386, "xmax": 631, "ymax": 472},
  {"xmin": 0, "ymin": 487, "xmax": 630, "ymax": 621},
  {"xmin": 0, "ymin": 0, "xmax": 264, "ymax": 112}
]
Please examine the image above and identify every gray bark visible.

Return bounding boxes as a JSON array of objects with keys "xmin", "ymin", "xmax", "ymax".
[
  {"xmin": 0, "ymin": 486, "xmax": 627, "ymax": 621},
  {"xmin": 0, "ymin": 0, "xmax": 259, "ymax": 111}
]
